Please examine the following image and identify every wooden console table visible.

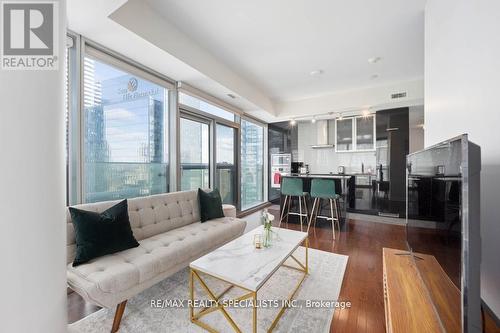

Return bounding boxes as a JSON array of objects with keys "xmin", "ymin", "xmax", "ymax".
[{"xmin": 382, "ymin": 248, "xmax": 461, "ymax": 333}]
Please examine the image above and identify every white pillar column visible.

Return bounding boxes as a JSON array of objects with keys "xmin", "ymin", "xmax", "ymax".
[{"xmin": 0, "ymin": 0, "xmax": 67, "ymax": 332}]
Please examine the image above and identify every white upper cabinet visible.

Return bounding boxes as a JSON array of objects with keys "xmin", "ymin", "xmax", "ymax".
[
  {"xmin": 335, "ymin": 115, "xmax": 375, "ymax": 152},
  {"xmin": 335, "ymin": 118, "xmax": 354, "ymax": 151}
]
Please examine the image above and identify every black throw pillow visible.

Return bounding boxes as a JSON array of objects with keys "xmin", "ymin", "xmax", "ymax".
[
  {"xmin": 69, "ymin": 200, "xmax": 139, "ymax": 266},
  {"xmin": 198, "ymin": 188, "xmax": 225, "ymax": 222}
]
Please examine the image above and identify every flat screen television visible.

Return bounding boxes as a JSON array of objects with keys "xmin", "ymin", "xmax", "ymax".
[{"xmin": 406, "ymin": 134, "xmax": 481, "ymax": 333}]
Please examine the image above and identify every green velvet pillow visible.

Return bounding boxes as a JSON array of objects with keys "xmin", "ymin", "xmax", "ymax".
[
  {"xmin": 69, "ymin": 200, "xmax": 139, "ymax": 266},
  {"xmin": 198, "ymin": 188, "xmax": 225, "ymax": 222}
]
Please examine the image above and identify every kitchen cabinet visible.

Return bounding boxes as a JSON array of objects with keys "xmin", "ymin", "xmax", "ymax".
[
  {"xmin": 356, "ymin": 116, "xmax": 375, "ymax": 150},
  {"xmin": 335, "ymin": 118, "xmax": 353, "ymax": 151},
  {"xmin": 335, "ymin": 115, "xmax": 375, "ymax": 152}
]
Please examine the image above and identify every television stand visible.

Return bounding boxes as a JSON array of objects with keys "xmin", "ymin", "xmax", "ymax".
[{"xmin": 382, "ymin": 247, "xmax": 461, "ymax": 333}]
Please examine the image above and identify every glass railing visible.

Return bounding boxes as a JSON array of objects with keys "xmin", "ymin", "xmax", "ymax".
[
  {"xmin": 84, "ymin": 162, "xmax": 238, "ymax": 206},
  {"xmin": 84, "ymin": 162, "xmax": 169, "ymax": 203},
  {"xmin": 180, "ymin": 163, "xmax": 209, "ymax": 191},
  {"xmin": 216, "ymin": 164, "xmax": 236, "ymax": 205},
  {"xmin": 241, "ymin": 167, "xmax": 264, "ymax": 210}
]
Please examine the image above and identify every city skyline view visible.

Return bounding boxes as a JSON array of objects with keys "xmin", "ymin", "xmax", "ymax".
[{"xmin": 82, "ymin": 56, "xmax": 263, "ymax": 208}]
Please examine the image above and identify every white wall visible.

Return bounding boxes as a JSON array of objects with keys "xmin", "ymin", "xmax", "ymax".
[
  {"xmin": 425, "ymin": 0, "xmax": 500, "ymax": 317},
  {"xmin": 0, "ymin": 1, "xmax": 67, "ymax": 331}
]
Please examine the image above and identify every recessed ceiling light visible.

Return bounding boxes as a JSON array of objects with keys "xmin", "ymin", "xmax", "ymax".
[
  {"xmin": 368, "ymin": 57, "xmax": 381, "ymax": 64},
  {"xmin": 310, "ymin": 69, "xmax": 324, "ymax": 76},
  {"xmin": 370, "ymin": 74, "xmax": 379, "ymax": 79}
]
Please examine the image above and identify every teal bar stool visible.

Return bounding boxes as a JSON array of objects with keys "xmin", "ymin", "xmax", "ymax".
[
  {"xmin": 279, "ymin": 177, "xmax": 308, "ymax": 231},
  {"xmin": 307, "ymin": 178, "xmax": 340, "ymax": 239}
]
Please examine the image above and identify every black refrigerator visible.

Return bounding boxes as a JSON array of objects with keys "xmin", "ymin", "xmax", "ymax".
[{"xmin": 374, "ymin": 108, "xmax": 409, "ymax": 217}]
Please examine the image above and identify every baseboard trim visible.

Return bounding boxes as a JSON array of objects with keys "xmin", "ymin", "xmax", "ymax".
[{"xmin": 347, "ymin": 212, "xmax": 406, "ymax": 226}]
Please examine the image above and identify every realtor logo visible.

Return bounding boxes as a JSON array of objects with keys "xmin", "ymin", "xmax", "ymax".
[{"xmin": 1, "ymin": 1, "xmax": 59, "ymax": 70}]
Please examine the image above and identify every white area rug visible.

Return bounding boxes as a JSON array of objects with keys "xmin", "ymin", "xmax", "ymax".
[{"xmin": 69, "ymin": 247, "xmax": 348, "ymax": 333}]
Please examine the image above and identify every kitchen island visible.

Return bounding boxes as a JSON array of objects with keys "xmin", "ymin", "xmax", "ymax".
[{"xmin": 279, "ymin": 173, "xmax": 355, "ymax": 229}]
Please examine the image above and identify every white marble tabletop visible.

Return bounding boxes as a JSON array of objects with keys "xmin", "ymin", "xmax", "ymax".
[{"xmin": 190, "ymin": 226, "xmax": 308, "ymax": 292}]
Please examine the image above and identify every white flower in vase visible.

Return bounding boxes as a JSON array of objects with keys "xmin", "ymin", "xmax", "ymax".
[
  {"xmin": 261, "ymin": 209, "xmax": 279, "ymax": 246},
  {"xmin": 261, "ymin": 209, "xmax": 275, "ymax": 228}
]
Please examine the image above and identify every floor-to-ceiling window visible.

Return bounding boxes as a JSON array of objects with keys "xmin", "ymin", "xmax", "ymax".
[
  {"xmin": 180, "ymin": 116, "xmax": 210, "ymax": 190},
  {"xmin": 179, "ymin": 90, "xmax": 240, "ymax": 206},
  {"xmin": 241, "ymin": 119, "xmax": 265, "ymax": 210},
  {"xmin": 216, "ymin": 124, "xmax": 236, "ymax": 204},
  {"xmin": 66, "ymin": 36, "xmax": 268, "ymax": 210},
  {"xmin": 179, "ymin": 92, "xmax": 235, "ymax": 122},
  {"xmin": 82, "ymin": 49, "xmax": 171, "ymax": 203}
]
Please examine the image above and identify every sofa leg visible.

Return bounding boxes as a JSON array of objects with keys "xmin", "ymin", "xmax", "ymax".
[{"xmin": 111, "ymin": 300, "xmax": 127, "ymax": 333}]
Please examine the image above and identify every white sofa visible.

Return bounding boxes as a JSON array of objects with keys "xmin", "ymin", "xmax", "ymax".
[{"xmin": 66, "ymin": 190, "xmax": 246, "ymax": 332}]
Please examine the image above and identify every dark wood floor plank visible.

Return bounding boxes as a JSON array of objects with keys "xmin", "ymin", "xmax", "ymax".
[{"xmin": 273, "ymin": 215, "xmax": 405, "ymax": 333}]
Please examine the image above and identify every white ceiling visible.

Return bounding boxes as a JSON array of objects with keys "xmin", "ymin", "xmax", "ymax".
[
  {"xmin": 67, "ymin": 0, "xmax": 425, "ymax": 122},
  {"xmin": 67, "ymin": 0, "xmax": 270, "ymax": 118},
  {"xmin": 145, "ymin": 0, "xmax": 425, "ymax": 102}
]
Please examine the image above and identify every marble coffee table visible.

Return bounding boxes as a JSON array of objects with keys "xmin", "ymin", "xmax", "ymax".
[{"xmin": 189, "ymin": 226, "xmax": 309, "ymax": 333}]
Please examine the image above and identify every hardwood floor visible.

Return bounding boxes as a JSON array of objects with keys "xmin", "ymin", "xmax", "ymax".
[
  {"xmin": 272, "ymin": 214, "xmax": 406, "ymax": 333},
  {"xmin": 68, "ymin": 213, "xmax": 406, "ymax": 331},
  {"xmin": 68, "ymin": 211, "xmax": 498, "ymax": 332},
  {"xmin": 483, "ymin": 308, "xmax": 500, "ymax": 333}
]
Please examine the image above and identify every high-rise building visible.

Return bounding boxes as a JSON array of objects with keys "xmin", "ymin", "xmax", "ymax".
[
  {"xmin": 83, "ymin": 58, "xmax": 168, "ymax": 202},
  {"xmin": 241, "ymin": 120, "xmax": 264, "ymax": 209}
]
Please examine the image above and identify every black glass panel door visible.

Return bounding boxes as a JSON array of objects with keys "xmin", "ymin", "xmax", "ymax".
[{"xmin": 375, "ymin": 108, "xmax": 409, "ymax": 217}]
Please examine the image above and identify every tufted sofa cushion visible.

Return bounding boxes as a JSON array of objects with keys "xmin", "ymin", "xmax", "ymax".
[
  {"xmin": 222, "ymin": 204, "xmax": 237, "ymax": 218},
  {"xmin": 66, "ymin": 190, "xmax": 247, "ymax": 309},
  {"xmin": 67, "ymin": 190, "xmax": 200, "ymax": 264}
]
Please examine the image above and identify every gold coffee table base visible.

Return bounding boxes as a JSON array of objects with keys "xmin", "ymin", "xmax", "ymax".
[{"xmin": 189, "ymin": 238, "xmax": 309, "ymax": 333}]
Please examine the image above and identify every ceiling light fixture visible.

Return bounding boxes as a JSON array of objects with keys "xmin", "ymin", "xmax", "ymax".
[
  {"xmin": 311, "ymin": 116, "xmax": 316, "ymax": 124},
  {"xmin": 338, "ymin": 113, "xmax": 343, "ymax": 120},
  {"xmin": 368, "ymin": 56, "xmax": 381, "ymax": 64},
  {"xmin": 310, "ymin": 69, "xmax": 324, "ymax": 76},
  {"xmin": 290, "ymin": 118, "xmax": 297, "ymax": 126},
  {"xmin": 362, "ymin": 109, "xmax": 371, "ymax": 117}
]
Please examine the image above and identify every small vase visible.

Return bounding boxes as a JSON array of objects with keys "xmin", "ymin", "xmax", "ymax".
[{"xmin": 263, "ymin": 225, "xmax": 272, "ymax": 247}]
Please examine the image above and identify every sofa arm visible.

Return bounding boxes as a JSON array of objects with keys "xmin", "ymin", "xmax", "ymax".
[{"xmin": 222, "ymin": 204, "xmax": 237, "ymax": 218}]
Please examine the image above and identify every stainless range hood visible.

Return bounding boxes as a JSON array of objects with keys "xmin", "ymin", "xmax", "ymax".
[{"xmin": 311, "ymin": 120, "xmax": 335, "ymax": 149}]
